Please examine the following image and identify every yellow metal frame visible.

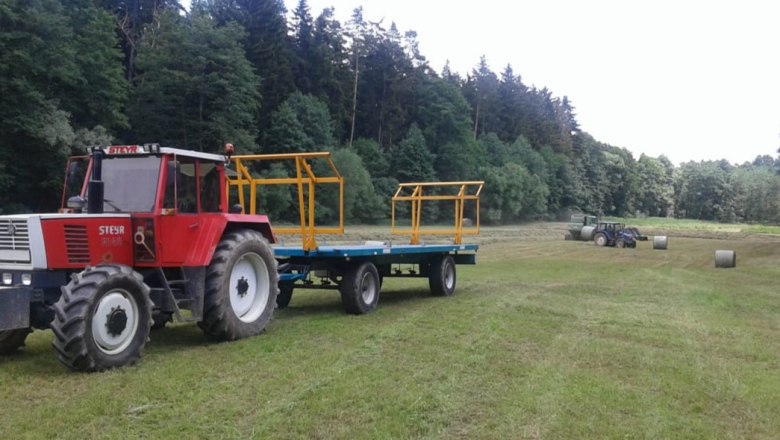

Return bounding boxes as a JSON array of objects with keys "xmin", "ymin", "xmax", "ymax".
[
  {"xmin": 227, "ymin": 152, "xmax": 344, "ymax": 251},
  {"xmin": 391, "ymin": 181, "xmax": 483, "ymax": 245}
]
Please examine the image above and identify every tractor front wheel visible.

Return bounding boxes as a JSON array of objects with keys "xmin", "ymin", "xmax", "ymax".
[
  {"xmin": 594, "ymin": 233, "xmax": 607, "ymax": 247},
  {"xmin": 0, "ymin": 328, "xmax": 31, "ymax": 355},
  {"xmin": 199, "ymin": 230, "xmax": 278, "ymax": 341},
  {"xmin": 51, "ymin": 265, "xmax": 152, "ymax": 372},
  {"xmin": 616, "ymin": 238, "xmax": 626, "ymax": 248}
]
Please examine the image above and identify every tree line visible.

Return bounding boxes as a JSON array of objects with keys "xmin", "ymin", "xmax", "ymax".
[{"xmin": 1, "ymin": 0, "xmax": 779, "ymax": 224}]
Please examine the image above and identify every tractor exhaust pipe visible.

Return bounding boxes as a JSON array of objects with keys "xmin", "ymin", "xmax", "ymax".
[{"xmin": 87, "ymin": 148, "xmax": 104, "ymax": 214}]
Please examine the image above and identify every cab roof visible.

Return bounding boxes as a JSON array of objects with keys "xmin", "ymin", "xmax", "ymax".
[{"xmin": 97, "ymin": 144, "xmax": 226, "ymax": 163}]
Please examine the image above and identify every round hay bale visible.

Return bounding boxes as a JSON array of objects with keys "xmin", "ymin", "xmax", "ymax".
[
  {"xmin": 715, "ymin": 250, "xmax": 736, "ymax": 268},
  {"xmin": 580, "ymin": 225, "xmax": 596, "ymax": 241},
  {"xmin": 652, "ymin": 235, "xmax": 668, "ymax": 250}
]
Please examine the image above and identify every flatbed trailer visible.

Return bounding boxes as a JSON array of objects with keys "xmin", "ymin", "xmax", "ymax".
[{"xmin": 227, "ymin": 152, "xmax": 483, "ymax": 314}]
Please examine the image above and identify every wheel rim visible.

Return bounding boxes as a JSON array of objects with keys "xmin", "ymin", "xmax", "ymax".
[
  {"xmin": 444, "ymin": 262, "xmax": 455, "ymax": 290},
  {"xmin": 359, "ymin": 271, "xmax": 377, "ymax": 305},
  {"xmin": 229, "ymin": 252, "xmax": 270, "ymax": 323},
  {"xmin": 91, "ymin": 288, "xmax": 139, "ymax": 355}
]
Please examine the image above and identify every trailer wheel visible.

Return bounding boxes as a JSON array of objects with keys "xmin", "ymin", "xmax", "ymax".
[
  {"xmin": 594, "ymin": 233, "xmax": 607, "ymax": 247},
  {"xmin": 339, "ymin": 262, "xmax": 380, "ymax": 315},
  {"xmin": 429, "ymin": 255, "xmax": 456, "ymax": 296},
  {"xmin": 276, "ymin": 284, "xmax": 293, "ymax": 309},
  {"xmin": 151, "ymin": 311, "xmax": 173, "ymax": 330},
  {"xmin": 51, "ymin": 265, "xmax": 152, "ymax": 372},
  {"xmin": 199, "ymin": 230, "xmax": 278, "ymax": 340},
  {"xmin": 0, "ymin": 328, "xmax": 31, "ymax": 355}
]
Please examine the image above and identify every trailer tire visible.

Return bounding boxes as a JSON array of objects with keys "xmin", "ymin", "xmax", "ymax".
[
  {"xmin": 429, "ymin": 255, "xmax": 456, "ymax": 297},
  {"xmin": 339, "ymin": 262, "xmax": 380, "ymax": 315},
  {"xmin": 594, "ymin": 233, "xmax": 607, "ymax": 247},
  {"xmin": 0, "ymin": 328, "xmax": 31, "ymax": 355},
  {"xmin": 199, "ymin": 230, "xmax": 278, "ymax": 341},
  {"xmin": 151, "ymin": 311, "xmax": 173, "ymax": 330},
  {"xmin": 276, "ymin": 284, "xmax": 293, "ymax": 309},
  {"xmin": 51, "ymin": 264, "xmax": 152, "ymax": 372}
]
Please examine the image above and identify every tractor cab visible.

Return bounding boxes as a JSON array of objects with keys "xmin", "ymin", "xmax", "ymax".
[
  {"xmin": 55, "ymin": 144, "xmax": 274, "ymax": 267},
  {"xmin": 62, "ymin": 144, "xmax": 227, "ymax": 216}
]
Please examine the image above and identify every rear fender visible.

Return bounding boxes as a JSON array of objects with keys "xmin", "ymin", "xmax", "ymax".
[{"xmin": 223, "ymin": 214, "xmax": 276, "ymax": 244}]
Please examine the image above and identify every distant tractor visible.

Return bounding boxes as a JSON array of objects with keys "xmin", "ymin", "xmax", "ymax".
[
  {"xmin": 565, "ymin": 213, "xmax": 599, "ymax": 241},
  {"xmin": 592, "ymin": 222, "xmax": 637, "ymax": 248},
  {"xmin": 0, "ymin": 144, "xmax": 278, "ymax": 371}
]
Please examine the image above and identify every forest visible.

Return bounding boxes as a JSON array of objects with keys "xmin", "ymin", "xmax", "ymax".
[{"xmin": 1, "ymin": 0, "xmax": 779, "ymax": 224}]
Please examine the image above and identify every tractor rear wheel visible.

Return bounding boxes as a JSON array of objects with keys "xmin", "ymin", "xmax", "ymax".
[
  {"xmin": 199, "ymin": 230, "xmax": 278, "ymax": 341},
  {"xmin": 339, "ymin": 262, "xmax": 380, "ymax": 314},
  {"xmin": 594, "ymin": 233, "xmax": 607, "ymax": 247},
  {"xmin": 51, "ymin": 264, "xmax": 152, "ymax": 372},
  {"xmin": 0, "ymin": 328, "xmax": 31, "ymax": 355},
  {"xmin": 429, "ymin": 255, "xmax": 456, "ymax": 296}
]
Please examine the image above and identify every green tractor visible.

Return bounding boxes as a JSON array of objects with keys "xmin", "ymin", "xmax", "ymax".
[{"xmin": 565, "ymin": 213, "xmax": 599, "ymax": 241}]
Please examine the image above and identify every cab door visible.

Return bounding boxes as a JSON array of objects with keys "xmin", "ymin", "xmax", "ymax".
[{"xmin": 158, "ymin": 156, "xmax": 202, "ymax": 265}]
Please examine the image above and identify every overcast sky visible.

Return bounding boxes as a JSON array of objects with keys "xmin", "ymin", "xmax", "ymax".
[{"xmin": 275, "ymin": 0, "xmax": 778, "ymax": 165}]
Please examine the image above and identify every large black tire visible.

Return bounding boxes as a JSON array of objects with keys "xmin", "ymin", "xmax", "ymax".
[
  {"xmin": 199, "ymin": 230, "xmax": 278, "ymax": 340},
  {"xmin": 276, "ymin": 284, "xmax": 293, "ymax": 309},
  {"xmin": 0, "ymin": 328, "xmax": 31, "ymax": 355},
  {"xmin": 51, "ymin": 265, "xmax": 152, "ymax": 372},
  {"xmin": 429, "ymin": 255, "xmax": 456, "ymax": 297},
  {"xmin": 594, "ymin": 233, "xmax": 607, "ymax": 247},
  {"xmin": 339, "ymin": 262, "xmax": 380, "ymax": 315}
]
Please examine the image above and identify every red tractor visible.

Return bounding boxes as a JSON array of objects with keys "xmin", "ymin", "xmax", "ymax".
[{"xmin": 0, "ymin": 144, "xmax": 278, "ymax": 371}]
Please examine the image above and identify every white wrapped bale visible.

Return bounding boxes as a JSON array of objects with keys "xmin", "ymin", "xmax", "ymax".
[{"xmin": 715, "ymin": 250, "xmax": 736, "ymax": 268}]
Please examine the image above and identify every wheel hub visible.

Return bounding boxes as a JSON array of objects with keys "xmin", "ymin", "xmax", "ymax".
[
  {"xmin": 236, "ymin": 276, "xmax": 249, "ymax": 297},
  {"xmin": 105, "ymin": 306, "xmax": 128, "ymax": 336}
]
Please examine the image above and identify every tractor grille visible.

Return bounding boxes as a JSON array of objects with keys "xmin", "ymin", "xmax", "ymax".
[
  {"xmin": 64, "ymin": 224, "xmax": 90, "ymax": 264},
  {"xmin": 0, "ymin": 219, "xmax": 30, "ymax": 262}
]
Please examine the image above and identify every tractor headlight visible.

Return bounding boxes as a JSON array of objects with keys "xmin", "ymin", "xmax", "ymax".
[
  {"xmin": 21, "ymin": 273, "xmax": 32, "ymax": 286},
  {"xmin": 2, "ymin": 273, "xmax": 11, "ymax": 285}
]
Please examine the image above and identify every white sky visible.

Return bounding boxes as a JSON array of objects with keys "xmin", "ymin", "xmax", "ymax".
[{"xmin": 282, "ymin": 0, "xmax": 780, "ymax": 165}]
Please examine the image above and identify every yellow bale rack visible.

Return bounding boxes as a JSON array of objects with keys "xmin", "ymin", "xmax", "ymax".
[
  {"xmin": 391, "ymin": 181, "xmax": 484, "ymax": 245},
  {"xmin": 227, "ymin": 152, "xmax": 344, "ymax": 252}
]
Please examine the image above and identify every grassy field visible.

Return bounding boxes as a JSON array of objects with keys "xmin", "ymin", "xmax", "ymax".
[{"xmin": 1, "ymin": 220, "xmax": 779, "ymax": 439}]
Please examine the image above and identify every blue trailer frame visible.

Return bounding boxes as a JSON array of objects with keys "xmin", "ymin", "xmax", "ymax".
[{"xmin": 273, "ymin": 242, "xmax": 478, "ymax": 313}]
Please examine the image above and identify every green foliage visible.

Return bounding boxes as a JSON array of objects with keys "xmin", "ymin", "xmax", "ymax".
[
  {"xmin": 0, "ymin": 0, "xmax": 128, "ymax": 212},
  {"xmin": 479, "ymin": 162, "xmax": 548, "ymax": 223},
  {"xmin": 389, "ymin": 124, "xmax": 435, "ymax": 184},
  {"xmin": 210, "ymin": 0, "xmax": 295, "ymax": 129},
  {"xmin": 330, "ymin": 148, "xmax": 385, "ymax": 222},
  {"xmin": 262, "ymin": 92, "xmax": 335, "ymax": 153},
  {"xmin": 128, "ymin": 11, "xmax": 260, "ymax": 152}
]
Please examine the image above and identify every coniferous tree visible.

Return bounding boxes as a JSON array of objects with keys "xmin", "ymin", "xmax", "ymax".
[
  {"xmin": 128, "ymin": 10, "xmax": 261, "ymax": 151},
  {"xmin": 210, "ymin": 0, "xmax": 295, "ymax": 129}
]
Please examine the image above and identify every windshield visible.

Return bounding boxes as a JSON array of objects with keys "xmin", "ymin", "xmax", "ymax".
[{"xmin": 88, "ymin": 156, "xmax": 161, "ymax": 212}]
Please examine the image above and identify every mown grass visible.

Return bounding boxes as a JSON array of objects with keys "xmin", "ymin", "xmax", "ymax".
[{"xmin": 1, "ymin": 223, "xmax": 779, "ymax": 439}]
